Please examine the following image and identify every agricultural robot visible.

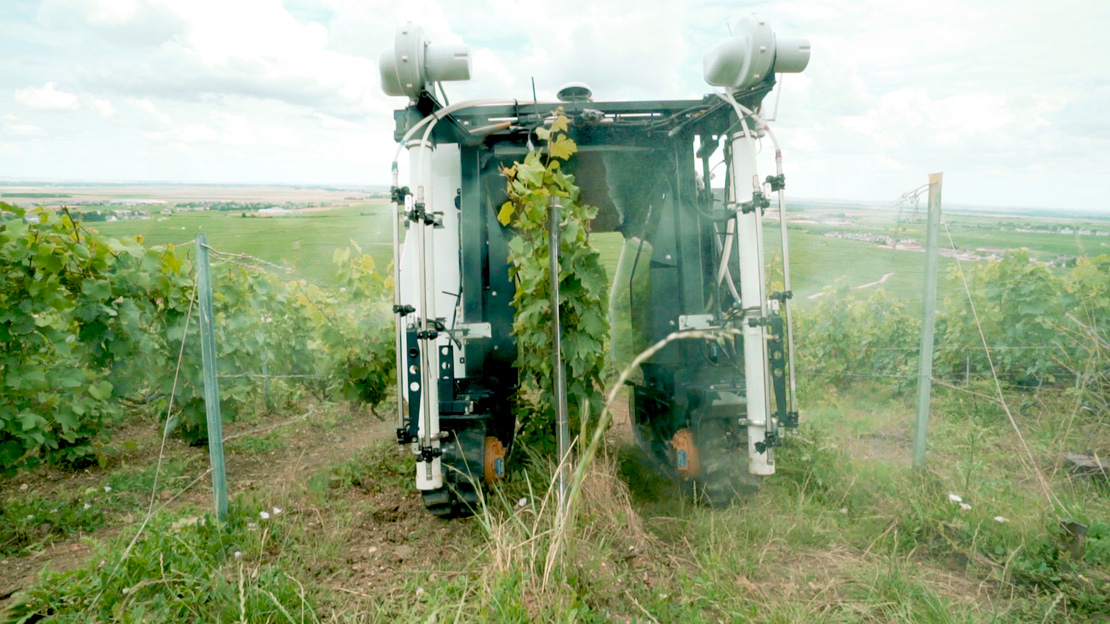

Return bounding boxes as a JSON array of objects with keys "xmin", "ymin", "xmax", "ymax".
[{"xmin": 380, "ymin": 18, "xmax": 810, "ymax": 516}]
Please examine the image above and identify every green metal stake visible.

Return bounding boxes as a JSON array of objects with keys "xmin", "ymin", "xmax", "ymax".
[
  {"xmin": 261, "ymin": 344, "xmax": 272, "ymax": 412},
  {"xmin": 195, "ymin": 234, "xmax": 229, "ymax": 520},
  {"xmin": 914, "ymin": 173, "xmax": 943, "ymax": 469}
]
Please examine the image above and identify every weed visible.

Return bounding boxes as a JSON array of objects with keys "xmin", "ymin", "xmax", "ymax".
[
  {"xmin": 0, "ymin": 492, "xmax": 105, "ymax": 556},
  {"xmin": 5, "ymin": 495, "xmax": 320, "ymax": 623}
]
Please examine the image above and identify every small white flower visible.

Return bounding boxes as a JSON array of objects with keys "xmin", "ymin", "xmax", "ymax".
[
  {"xmin": 248, "ymin": 522, "xmax": 258, "ymax": 530},
  {"xmin": 25, "ymin": 514, "xmax": 34, "ymax": 520},
  {"xmin": 948, "ymin": 493, "xmax": 963, "ymax": 503},
  {"xmin": 659, "ymin": 593, "xmax": 668, "ymax": 600},
  {"xmin": 83, "ymin": 503, "xmax": 92, "ymax": 510},
  {"xmin": 415, "ymin": 587, "xmax": 425, "ymax": 597},
  {"xmin": 994, "ymin": 516, "xmax": 1009, "ymax": 523},
  {"xmin": 234, "ymin": 551, "xmax": 243, "ymax": 558},
  {"xmin": 959, "ymin": 502, "xmax": 972, "ymax": 511},
  {"xmin": 104, "ymin": 486, "xmax": 112, "ymax": 493},
  {"xmin": 271, "ymin": 506, "xmax": 282, "ymax": 515},
  {"xmin": 122, "ymin": 587, "xmax": 130, "ymax": 595},
  {"xmin": 839, "ymin": 507, "xmax": 848, "ymax": 514},
  {"xmin": 516, "ymin": 497, "xmax": 528, "ymax": 509},
  {"xmin": 259, "ymin": 511, "xmax": 270, "ymax": 520}
]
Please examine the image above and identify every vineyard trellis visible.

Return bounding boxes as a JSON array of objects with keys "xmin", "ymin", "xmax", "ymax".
[
  {"xmin": 790, "ymin": 178, "xmax": 1110, "ymax": 512},
  {"xmin": 0, "ymin": 202, "xmax": 396, "ymax": 499}
]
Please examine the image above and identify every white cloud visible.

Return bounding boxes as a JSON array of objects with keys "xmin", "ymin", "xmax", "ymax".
[
  {"xmin": 0, "ymin": 0, "xmax": 1107, "ymax": 208},
  {"xmin": 129, "ymin": 98, "xmax": 171, "ymax": 124},
  {"xmin": 15, "ymin": 82, "xmax": 80, "ymax": 111},
  {"xmin": 86, "ymin": 95, "xmax": 116, "ymax": 117},
  {"xmin": 2, "ymin": 122, "xmax": 47, "ymax": 137}
]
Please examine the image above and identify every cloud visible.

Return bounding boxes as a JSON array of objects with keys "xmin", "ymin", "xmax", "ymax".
[
  {"xmin": 42, "ymin": 0, "xmax": 387, "ymax": 120},
  {"xmin": 1, "ymin": 0, "xmax": 1107, "ymax": 208},
  {"xmin": 85, "ymin": 95, "xmax": 116, "ymax": 116},
  {"xmin": 2, "ymin": 118, "xmax": 47, "ymax": 137},
  {"xmin": 129, "ymin": 97, "xmax": 171, "ymax": 124},
  {"xmin": 15, "ymin": 82, "xmax": 80, "ymax": 111}
]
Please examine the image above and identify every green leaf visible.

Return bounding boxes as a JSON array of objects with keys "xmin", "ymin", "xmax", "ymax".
[
  {"xmin": 497, "ymin": 202, "xmax": 515, "ymax": 226},
  {"xmin": 548, "ymin": 135, "xmax": 577, "ymax": 161},
  {"xmin": 88, "ymin": 380, "xmax": 113, "ymax": 401}
]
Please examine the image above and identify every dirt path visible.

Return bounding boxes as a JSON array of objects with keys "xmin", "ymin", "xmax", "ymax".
[
  {"xmin": 808, "ymin": 271, "xmax": 896, "ymax": 300},
  {"xmin": 0, "ymin": 405, "xmax": 395, "ymax": 606}
]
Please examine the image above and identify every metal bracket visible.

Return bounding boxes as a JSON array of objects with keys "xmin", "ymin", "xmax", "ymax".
[
  {"xmin": 393, "ymin": 304, "xmax": 416, "ymax": 315},
  {"xmin": 396, "ymin": 428, "xmax": 416, "ymax": 445},
  {"xmin": 740, "ymin": 190, "xmax": 771, "ymax": 215},
  {"xmin": 453, "ymin": 322, "xmax": 492, "ymax": 340},
  {"xmin": 747, "ymin": 316, "xmax": 772, "ymax": 328},
  {"xmin": 416, "ymin": 446, "xmax": 443, "ymax": 463},
  {"xmin": 417, "ymin": 319, "xmax": 445, "ymax": 340},
  {"xmin": 765, "ymin": 174, "xmax": 785, "ymax": 192},
  {"xmin": 755, "ymin": 431, "xmax": 782, "ymax": 454},
  {"xmin": 678, "ymin": 314, "xmax": 716, "ymax": 331},
  {"xmin": 769, "ymin": 290, "xmax": 793, "ymax": 303},
  {"xmin": 391, "ymin": 185, "xmax": 411, "ymax": 204},
  {"xmin": 782, "ymin": 411, "xmax": 800, "ymax": 428}
]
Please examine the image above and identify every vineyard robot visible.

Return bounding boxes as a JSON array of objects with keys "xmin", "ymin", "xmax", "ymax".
[{"xmin": 380, "ymin": 18, "xmax": 810, "ymax": 516}]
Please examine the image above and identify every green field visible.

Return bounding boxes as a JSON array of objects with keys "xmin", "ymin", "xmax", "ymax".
[
  {"xmin": 85, "ymin": 202, "xmax": 1095, "ymax": 309},
  {"xmin": 91, "ymin": 204, "xmax": 395, "ymax": 284}
]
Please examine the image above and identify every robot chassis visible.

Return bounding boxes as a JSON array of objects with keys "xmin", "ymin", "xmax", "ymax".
[{"xmin": 379, "ymin": 18, "xmax": 811, "ymax": 517}]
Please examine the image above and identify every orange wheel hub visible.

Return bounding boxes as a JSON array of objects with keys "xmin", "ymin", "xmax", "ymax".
[
  {"xmin": 484, "ymin": 436, "xmax": 506, "ymax": 483},
  {"xmin": 671, "ymin": 428, "xmax": 701, "ymax": 479}
]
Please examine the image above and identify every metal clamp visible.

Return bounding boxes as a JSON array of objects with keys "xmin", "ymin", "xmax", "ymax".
[
  {"xmin": 396, "ymin": 428, "xmax": 416, "ymax": 445},
  {"xmin": 416, "ymin": 446, "xmax": 443, "ymax": 463},
  {"xmin": 740, "ymin": 190, "xmax": 771, "ymax": 215},
  {"xmin": 391, "ymin": 185, "xmax": 411, "ymax": 204},
  {"xmin": 754, "ymin": 430, "xmax": 782, "ymax": 454},
  {"xmin": 765, "ymin": 174, "xmax": 786, "ymax": 192}
]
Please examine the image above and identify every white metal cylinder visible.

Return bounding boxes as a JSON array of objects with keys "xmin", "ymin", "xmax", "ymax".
[
  {"xmin": 729, "ymin": 130, "xmax": 775, "ymax": 476},
  {"xmin": 405, "ymin": 141, "xmax": 442, "ymax": 490},
  {"xmin": 425, "ymin": 44, "xmax": 471, "ymax": 83}
]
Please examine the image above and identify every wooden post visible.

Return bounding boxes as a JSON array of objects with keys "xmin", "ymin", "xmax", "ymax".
[
  {"xmin": 195, "ymin": 234, "xmax": 228, "ymax": 520},
  {"xmin": 914, "ymin": 173, "xmax": 942, "ymax": 469}
]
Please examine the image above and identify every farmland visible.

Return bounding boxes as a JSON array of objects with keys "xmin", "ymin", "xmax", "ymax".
[{"xmin": 2, "ymin": 185, "xmax": 1108, "ymax": 623}]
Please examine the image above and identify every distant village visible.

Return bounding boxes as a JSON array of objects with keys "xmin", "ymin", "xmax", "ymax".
[{"xmin": 815, "ymin": 221, "xmax": 1109, "ymax": 267}]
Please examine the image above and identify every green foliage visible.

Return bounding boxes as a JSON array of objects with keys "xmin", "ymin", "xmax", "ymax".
[
  {"xmin": 794, "ymin": 284, "xmax": 919, "ymax": 391},
  {"xmin": 0, "ymin": 202, "xmax": 393, "ymax": 468},
  {"xmin": 497, "ymin": 114, "xmax": 610, "ymax": 453},
  {"xmin": 0, "ymin": 204, "xmax": 192, "ymax": 469},
  {"xmin": 796, "ymin": 253, "xmax": 1110, "ymax": 413}
]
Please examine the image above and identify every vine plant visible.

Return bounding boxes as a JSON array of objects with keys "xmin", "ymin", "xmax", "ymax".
[{"xmin": 497, "ymin": 113, "xmax": 610, "ymax": 453}]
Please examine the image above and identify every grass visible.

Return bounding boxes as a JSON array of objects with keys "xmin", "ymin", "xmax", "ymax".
[
  {"xmin": 89, "ymin": 203, "xmax": 395, "ymax": 284},
  {"xmin": 3, "ymin": 379, "xmax": 1106, "ymax": 622}
]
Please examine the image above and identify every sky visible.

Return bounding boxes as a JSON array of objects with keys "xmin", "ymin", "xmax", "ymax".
[{"xmin": 1, "ymin": 0, "xmax": 1108, "ymax": 211}]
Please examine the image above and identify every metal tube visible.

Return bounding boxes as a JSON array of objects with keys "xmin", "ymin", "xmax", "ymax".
[
  {"xmin": 914, "ymin": 173, "xmax": 943, "ymax": 468},
  {"xmin": 773, "ymin": 151, "xmax": 799, "ymax": 422},
  {"xmin": 549, "ymin": 196, "xmax": 570, "ymax": 506},
  {"xmin": 194, "ymin": 235, "xmax": 228, "ymax": 520},
  {"xmin": 414, "ymin": 185, "xmax": 434, "ymax": 482},
  {"xmin": 728, "ymin": 120, "xmax": 774, "ymax": 476},
  {"xmin": 391, "ymin": 164, "xmax": 407, "ymax": 434}
]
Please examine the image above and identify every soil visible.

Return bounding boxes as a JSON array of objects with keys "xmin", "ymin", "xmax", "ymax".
[{"xmin": 0, "ymin": 403, "xmax": 413, "ymax": 609}]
